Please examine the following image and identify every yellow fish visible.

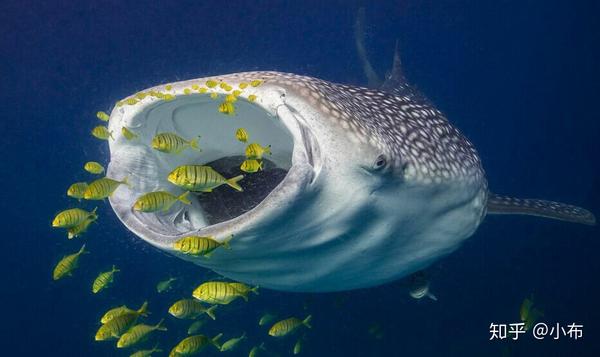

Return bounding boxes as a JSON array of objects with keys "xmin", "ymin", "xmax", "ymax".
[
  {"xmin": 235, "ymin": 128, "xmax": 249, "ymax": 142},
  {"xmin": 225, "ymin": 94, "xmax": 237, "ymax": 103},
  {"xmin": 250, "ymin": 80, "xmax": 262, "ymax": 87},
  {"xmin": 170, "ymin": 333, "xmax": 222, "ymax": 355},
  {"xmin": 52, "ymin": 207, "xmax": 97, "ymax": 228},
  {"xmin": 67, "ymin": 182, "xmax": 88, "ymax": 200},
  {"xmin": 192, "ymin": 282, "xmax": 251, "ymax": 305},
  {"xmin": 239, "ymin": 82, "xmax": 249, "ymax": 89},
  {"xmin": 210, "ymin": 92, "xmax": 219, "ymax": 99},
  {"xmin": 92, "ymin": 265, "xmax": 119, "ymax": 294},
  {"xmin": 122, "ymin": 127, "xmax": 138, "ymax": 140},
  {"xmin": 95, "ymin": 311, "xmax": 141, "ymax": 341},
  {"xmin": 248, "ymin": 94, "xmax": 257, "ymax": 102},
  {"xmin": 228, "ymin": 282, "xmax": 259, "ymax": 296},
  {"xmin": 117, "ymin": 319, "xmax": 167, "ymax": 348},
  {"xmin": 249, "ymin": 343, "xmax": 266, "ymax": 357},
  {"xmin": 84, "ymin": 177, "xmax": 129, "ymax": 200},
  {"xmin": 206, "ymin": 80, "xmax": 218, "ymax": 88},
  {"xmin": 151, "ymin": 133, "xmax": 201, "ymax": 154},
  {"xmin": 268, "ymin": 315, "xmax": 312, "ymax": 337},
  {"xmin": 133, "ymin": 191, "xmax": 191, "ymax": 212},
  {"xmin": 101, "ymin": 301, "xmax": 149, "ymax": 324},
  {"xmin": 245, "ymin": 143, "xmax": 271, "ymax": 160},
  {"xmin": 220, "ymin": 332, "xmax": 246, "ymax": 352},
  {"xmin": 130, "ymin": 343, "xmax": 162, "ymax": 357},
  {"xmin": 218, "ymin": 101, "xmax": 235, "ymax": 115},
  {"xmin": 168, "ymin": 165, "xmax": 243, "ymax": 192},
  {"xmin": 240, "ymin": 159, "xmax": 263, "ymax": 173},
  {"xmin": 520, "ymin": 295, "xmax": 544, "ymax": 331},
  {"xmin": 168, "ymin": 299, "xmax": 217, "ymax": 320},
  {"xmin": 156, "ymin": 277, "xmax": 177, "ymax": 293},
  {"xmin": 84, "ymin": 161, "xmax": 105, "ymax": 174},
  {"xmin": 293, "ymin": 337, "xmax": 303, "ymax": 355},
  {"xmin": 53, "ymin": 244, "xmax": 88, "ymax": 280},
  {"xmin": 173, "ymin": 235, "xmax": 232, "ymax": 257},
  {"xmin": 96, "ymin": 111, "xmax": 110, "ymax": 121},
  {"xmin": 91, "ymin": 125, "xmax": 114, "ymax": 140},
  {"xmin": 67, "ymin": 216, "xmax": 96, "ymax": 239},
  {"xmin": 187, "ymin": 319, "xmax": 206, "ymax": 335},
  {"xmin": 258, "ymin": 313, "xmax": 276, "ymax": 326}
]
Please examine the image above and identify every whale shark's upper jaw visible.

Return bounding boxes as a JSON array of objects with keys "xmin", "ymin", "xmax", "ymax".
[{"xmin": 106, "ymin": 73, "xmax": 324, "ymax": 252}]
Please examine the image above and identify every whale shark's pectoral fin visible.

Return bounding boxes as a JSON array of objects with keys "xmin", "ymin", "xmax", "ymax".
[{"xmin": 486, "ymin": 193, "xmax": 596, "ymax": 225}]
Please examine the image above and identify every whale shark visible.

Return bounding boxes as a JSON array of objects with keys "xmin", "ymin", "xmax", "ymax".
[{"xmin": 105, "ymin": 64, "xmax": 594, "ymax": 292}]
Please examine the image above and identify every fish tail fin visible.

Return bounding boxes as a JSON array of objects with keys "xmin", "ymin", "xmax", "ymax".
[
  {"xmin": 79, "ymin": 244, "xmax": 89, "ymax": 255},
  {"xmin": 138, "ymin": 301, "xmax": 149, "ymax": 316},
  {"xmin": 152, "ymin": 343, "xmax": 162, "ymax": 353},
  {"xmin": 206, "ymin": 305, "xmax": 217, "ymax": 320},
  {"xmin": 259, "ymin": 342, "xmax": 266, "ymax": 350},
  {"xmin": 226, "ymin": 175, "xmax": 244, "ymax": 192},
  {"xmin": 259, "ymin": 161, "xmax": 264, "ymax": 171},
  {"xmin": 155, "ymin": 318, "xmax": 168, "ymax": 331},
  {"xmin": 178, "ymin": 191, "xmax": 192, "ymax": 205},
  {"xmin": 211, "ymin": 333, "xmax": 223, "ymax": 348},
  {"xmin": 241, "ymin": 332, "xmax": 247, "ymax": 339},
  {"xmin": 303, "ymin": 315, "xmax": 312, "ymax": 329},
  {"xmin": 486, "ymin": 192, "xmax": 596, "ymax": 225},
  {"xmin": 427, "ymin": 292, "xmax": 438, "ymax": 301},
  {"xmin": 240, "ymin": 292, "xmax": 249, "ymax": 301},
  {"xmin": 90, "ymin": 207, "xmax": 98, "ymax": 219},
  {"xmin": 189, "ymin": 136, "xmax": 201, "ymax": 151},
  {"xmin": 250, "ymin": 286, "xmax": 260, "ymax": 295},
  {"xmin": 222, "ymin": 235, "xmax": 234, "ymax": 250},
  {"xmin": 109, "ymin": 131, "xmax": 114, "ymax": 140},
  {"xmin": 264, "ymin": 145, "xmax": 272, "ymax": 155},
  {"xmin": 111, "ymin": 265, "xmax": 120, "ymax": 273},
  {"xmin": 121, "ymin": 176, "xmax": 131, "ymax": 188}
]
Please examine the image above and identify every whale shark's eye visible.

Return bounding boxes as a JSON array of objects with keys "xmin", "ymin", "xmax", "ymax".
[{"xmin": 373, "ymin": 154, "xmax": 387, "ymax": 170}]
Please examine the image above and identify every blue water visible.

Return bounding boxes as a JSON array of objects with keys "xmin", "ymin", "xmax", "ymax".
[{"xmin": 2, "ymin": 1, "xmax": 599, "ymax": 356}]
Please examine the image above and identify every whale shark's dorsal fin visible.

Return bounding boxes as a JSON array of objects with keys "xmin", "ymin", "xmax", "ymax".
[
  {"xmin": 487, "ymin": 193, "xmax": 596, "ymax": 225},
  {"xmin": 380, "ymin": 40, "xmax": 407, "ymax": 94}
]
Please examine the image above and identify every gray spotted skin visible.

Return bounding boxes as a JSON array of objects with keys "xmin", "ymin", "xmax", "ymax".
[{"xmin": 209, "ymin": 71, "xmax": 486, "ymax": 187}]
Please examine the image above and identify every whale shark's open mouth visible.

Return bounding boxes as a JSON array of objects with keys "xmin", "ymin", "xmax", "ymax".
[{"xmin": 107, "ymin": 85, "xmax": 319, "ymax": 250}]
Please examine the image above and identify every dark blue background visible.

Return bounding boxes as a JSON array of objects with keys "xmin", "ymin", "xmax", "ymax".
[{"xmin": 2, "ymin": 1, "xmax": 598, "ymax": 356}]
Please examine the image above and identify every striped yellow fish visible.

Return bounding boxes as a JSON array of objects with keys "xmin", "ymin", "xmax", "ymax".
[
  {"xmin": 248, "ymin": 94, "xmax": 257, "ymax": 102},
  {"xmin": 91, "ymin": 125, "xmax": 114, "ymax": 140},
  {"xmin": 92, "ymin": 265, "xmax": 119, "ymax": 294},
  {"xmin": 240, "ymin": 159, "xmax": 263, "ymax": 173},
  {"xmin": 206, "ymin": 80, "xmax": 218, "ymax": 88},
  {"xmin": 53, "ymin": 244, "xmax": 88, "ymax": 280},
  {"xmin": 218, "ymin": 101, "xmax": 235, "ymax": 115},
  {"xmin": 268, "ymin": 315, "xmax": 312, "ymax": 337},
  {"xmin": 235, "ymin": 128, "xmax": 249, "ymax": 142},
  {"xmin": 130, "ymin": 343, "xmax": 162, "ymax": 357},
  {"xmin": 67, "ymin": 182, "xmax": 88, "ymax": 200},
  {"xmin": 84, "ymin": 161, "xmax": 105, "ymax": 174},
  {"xmin": 245, "ymin": 143, "xmax": 271, "ymax": 160},
  {"xmin": 249, "ymin": 343, "xmax": 266, "ymax": 357},
  {"xmin": 192, "ymin": 282, "xmax": 251, "ymax": 305},
  {"xmin": 133, "ymin": 191, "xmax": 191, "ymax": 212},
  {"xmin": 259, "ymin": 313, "xmax": 276, "ymax": 326},
  {"xmin": 173, "ymin": 235, "xmax": 232, "ymax": 257},
  {"xmin": 151, "ymin": 132, "xmax": 201, "ymax": 154},
  {"xmin": 167, "ymin": 165, "xmax": 244, "ymax": 192},
  {"xmin": 52, "ymin": 207, "xmax": 97, "ymax": 228},
  {"xmin": 250, "ymin": 79, "xmax": 262, "ymax": 87},
  {"xmin": 67, "ymin": 216, "xmax": 96, "ymax": 239},
  {"xmin": 239, "ymin": 82, "xmax": 249, "ymax": 89},
  {"xmin": 121, "ymin": 127, "xmax": 138, "ymax": 140},
  {"xmin": 95, "ymin": 311, "xmax": 140, "ymax": 341},
  {"xmin": 170, "ymin": 333, "xmax": 222, "ymax": 355},
  {"xmin": 101, "ymin": 301, "xmax": 149, "ymax": 324},
  {"xmin": 168, "ymin": 299, "xmax": 217, "ymax": 320},
  {"xmin": 84, "ymin": 177, "xmax": 129, "ymax": 200},
  {"xmin": 96, "ymin": 111, "xmax": 110, "ymax": 121},
  {"xmin": 117, "ymin": 319, "xmax": 167, "ymax": 348},
  {"xmin": 228, "ymin": 282, "xmax": 259, "ymax": 296}
]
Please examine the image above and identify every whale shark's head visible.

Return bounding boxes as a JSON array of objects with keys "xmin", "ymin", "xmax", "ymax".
[{"xmin": 107, "ymin": 71, "xmax": 487, "ymax": 292}]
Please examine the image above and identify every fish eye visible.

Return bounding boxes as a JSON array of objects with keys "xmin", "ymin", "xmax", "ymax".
[{"xmin": 372, "ymin": 154, "xmax": 387, "ymax": 170}]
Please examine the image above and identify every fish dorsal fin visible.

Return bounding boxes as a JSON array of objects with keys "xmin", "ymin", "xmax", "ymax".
[
  {"xmin": 486, "ymin": 192, "xmax": 596, "ymax": 225},
  {"xmin": 380, "ymin": 40, "xmax": 407, "ymax": 93}
]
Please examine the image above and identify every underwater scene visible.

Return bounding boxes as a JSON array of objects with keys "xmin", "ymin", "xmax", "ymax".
[{"xmin": 3, "ymin": 1, "xmax": 600, "ymax": 356}]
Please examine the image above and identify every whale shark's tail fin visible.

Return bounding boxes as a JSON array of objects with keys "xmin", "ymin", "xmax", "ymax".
[{"xmin": 486, "ymin": 193, "xmax": 596, "ymax": 225}]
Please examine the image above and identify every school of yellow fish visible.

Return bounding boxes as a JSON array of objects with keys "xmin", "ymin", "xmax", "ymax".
[{"xmin": 51, "ymin": 79, "xmax": 314, "ymax": 356}]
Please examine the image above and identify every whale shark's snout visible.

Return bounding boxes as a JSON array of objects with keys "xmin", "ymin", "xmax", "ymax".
[{"xmin": 106, "ymin": 71, "xmax": 594, "ymax": 292}]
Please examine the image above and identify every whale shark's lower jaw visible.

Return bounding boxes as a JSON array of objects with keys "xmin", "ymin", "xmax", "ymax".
[{"xmin": 107, "ymin": 72, "xmax": 487, "ymax": 292}]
